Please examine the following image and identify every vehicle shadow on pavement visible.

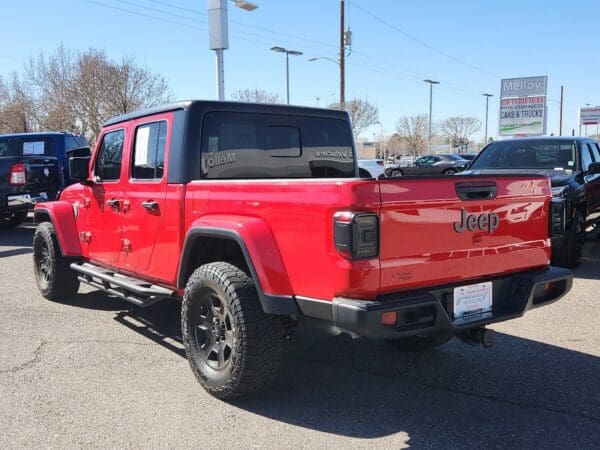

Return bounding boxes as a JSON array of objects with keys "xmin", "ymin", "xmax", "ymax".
[
  {"xmin": 575, "ymin": 240, "xmax": 600, "ymax": 280},
  {"xmin": 0, "ymin": 223, "xmax": 35, "ymax": 257},
  {"xmin": 233, "ymin": 331, "xmax": 599, "ymax": 446},
  {"xmin": 86, "ymin": 296, "xmax": 599, "ymax": 446}
]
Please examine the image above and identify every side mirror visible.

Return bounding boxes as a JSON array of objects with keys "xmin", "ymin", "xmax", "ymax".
[
  {"xmin": 69, "ymin": 156, "xmax": 91, "ymax": 182},
  {"xmin": 588, "ymin": 162, "xmax": 600, "ymax": 174}
]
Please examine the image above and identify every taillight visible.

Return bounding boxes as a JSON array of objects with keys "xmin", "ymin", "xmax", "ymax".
[
  {"xmin": 8, "ymin": 163, "xmax": 26, "ymax": 185},
  {"xmin": 549, "ymin": 198, "xmax": 565, "ymax": 238},
  {"xmin": 376, "ymin": 160, "xmax": 384, "ymax": 166},
  {"xmin": 334, "ymin": 212, "xmax": 379, "ymax": 259}
]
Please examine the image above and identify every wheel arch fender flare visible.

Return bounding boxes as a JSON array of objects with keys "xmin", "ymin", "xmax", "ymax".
[
  {"xmin": 177, "ymin": 217, "xmax": 299, "ymax": 316},
  {"xmin": 33, "ymin": 202, "xmax": 82, "ymax": 257}
]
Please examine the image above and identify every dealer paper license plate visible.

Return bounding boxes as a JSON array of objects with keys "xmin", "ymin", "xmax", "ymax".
[{"xmin": 453, "ymin": 281, "xmax": 492, "ymax": 321}]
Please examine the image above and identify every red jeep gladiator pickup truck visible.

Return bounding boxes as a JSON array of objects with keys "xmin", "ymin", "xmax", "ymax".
[{"xmin": 32, "ymin": 101, "xmax": 572, "ymax": 399}]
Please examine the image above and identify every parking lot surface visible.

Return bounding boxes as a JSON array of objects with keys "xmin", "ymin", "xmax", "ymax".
[{"xmin": 1, "ymin": 222, "xmax": 598, "ymax": 448}]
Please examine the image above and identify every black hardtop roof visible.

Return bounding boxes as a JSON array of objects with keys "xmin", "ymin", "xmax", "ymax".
[
  {"xmin": 0, "ymin": 131, "xmax": 80, "ymax": 139},
  {"xmin": 103, "ymin": 100, "xmax": 351, "ymax": 127},
  {"xmin": 494, "ymin": 136, "xmax": 596, "ymax": 143}
]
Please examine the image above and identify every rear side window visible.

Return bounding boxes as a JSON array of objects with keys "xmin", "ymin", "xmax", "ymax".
[
  {"xmin": 199, "ymin": 112, "xmax": 355, "ymax": 179},
  {"xmin": 132, "ymin": 121, "xmax": 167, "ymax": 180},
  {"xmin": 0, "ymin": 138, "xmax": 52, "ymax": 157},
  {"xmin": 591, "ymin": 142, "xmax": 600, "ymax": 161},
  {"xmin": 94, "ymin": 129, "xmax": 125, "ymax": 181}
]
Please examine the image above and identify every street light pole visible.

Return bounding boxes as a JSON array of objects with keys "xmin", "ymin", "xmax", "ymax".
[
  {"xmin": 208, "ymin": 0, "xmax": 258, "ymax": 101},
  {"xmin": 423, "ymin": 79, "xmax": 439, "ymax": 153},
  {"xmin": 271, "ymin": 47, "xmax": 303, "ymax": 104},
  {"xmin": 483, "ymin": 93, "xmax": 493, "ymax": 144},
  {"xmin": 340, "ymin": 0, "xmax": 345, "ymax": 109}
]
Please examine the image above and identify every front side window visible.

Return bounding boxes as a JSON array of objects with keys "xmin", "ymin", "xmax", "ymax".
[
  {"xmin": 94, "ymin": 129, "xmax": 125, "ymax": 181},
  {"xmin": 581, "ymin": 144, "xmax": 594, "ymax": 171},
  {"xmin": 132, "ymin": 121, "xmax": 167, "ymax": 180}
]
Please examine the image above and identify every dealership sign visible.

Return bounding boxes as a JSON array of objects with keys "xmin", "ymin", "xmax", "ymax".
[
  {"xmin": 500, "ymin": 76, "xmax": 547, "ymax": 98},
  {"xmin": 580, "ymin": 107, "xmax": 600, "ymax": 125},
  {"xmin": 499, "ymin": 96, "xmax": 546, "ymax": 136}
]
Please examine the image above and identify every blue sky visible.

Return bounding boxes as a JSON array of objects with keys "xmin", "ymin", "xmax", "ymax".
[{"xmin": 0, "ymin": 0, "xmax": 598, "ymax": 140}]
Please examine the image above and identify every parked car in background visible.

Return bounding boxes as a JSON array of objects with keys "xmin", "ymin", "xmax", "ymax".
[
  {"xmin": 457, "ymin": 153, "xmax": 477, "ymax": 161},
  {"xmin": 358, "ymin": 159, "xmax": 385, "ymax": 178},
  {"xmin": 385, "ymin": 154, "xmax": 469, "ymax": 177},
  {"xmin": 0, "ymin": 132, "xmax": 89, "ymax": 228},
  {"xmin": 465, "ymin": 136, "xmax": 600, "ymax": 268}
]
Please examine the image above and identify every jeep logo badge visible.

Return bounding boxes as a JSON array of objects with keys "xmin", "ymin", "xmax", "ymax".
[{"xmin": 453, "ymin": 208, "xmax": 500, "ymax": 234}]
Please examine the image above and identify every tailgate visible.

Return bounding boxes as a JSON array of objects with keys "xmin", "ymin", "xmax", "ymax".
[
  {"xmin": 0, "ymin": 156, "xmax": 60, "ymax": 203},
  {"xmin": 378, "ymin": 175, "xmax": 552, "ymax": 293}
]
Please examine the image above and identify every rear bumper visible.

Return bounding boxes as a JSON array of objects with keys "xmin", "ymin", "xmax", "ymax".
[
  {"xmin": 297, "ymin": 266, "xmax": 572, "ymax": 339},
  {"xmin": 3, "ymin": 192, "xmax": 49, "ymax": 212}
]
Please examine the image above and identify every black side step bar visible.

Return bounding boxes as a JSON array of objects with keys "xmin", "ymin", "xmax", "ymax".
[{"xmin": 70, "ymin": 262, "xmax": 175, "ymax": 307}]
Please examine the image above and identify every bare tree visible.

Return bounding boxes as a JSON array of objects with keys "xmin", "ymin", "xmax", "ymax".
[
  {"xmin": 231, "ymin": 89, "xmax": 282, "ymax": 104},
  {"xmin": 0, "ymin": 73, "xmax": 35, "ymax": 133},
  {"xmin": 439, "ymin": 116, "xmax": 481, "ymax": 152},
  {"xmin": 12, "ymin": 45, "xmax": 173, "ymax": 143},
  {"xmin": 395, "ymin": 115, "xmax": 428, "ymax": 157},
  {"xmin": 329, "ymin": 98, "xmax": 379, "ymax": 139}
]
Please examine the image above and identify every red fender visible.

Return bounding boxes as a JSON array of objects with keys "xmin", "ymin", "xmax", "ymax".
[
  {"xmin": 181, "ymin": 215, "xmax": 293, "ymax": 297},
  {"xmin": 34, "ymin": 202, "xmax": 82, "ymax": 257}
]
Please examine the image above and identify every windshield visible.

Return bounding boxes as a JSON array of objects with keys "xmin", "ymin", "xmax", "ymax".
[{"xmin": 470, "ymin": 140, "xmax": 576, "ymax": 171}]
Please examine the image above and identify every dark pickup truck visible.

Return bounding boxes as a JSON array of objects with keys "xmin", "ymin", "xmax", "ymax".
[
  {"xmin": 0, "ymin": 132, "xmax": 88, "ymax": 228},
  {"xmin": 464, "ymin": 136, "xmax": 600, "ymax": 268}
]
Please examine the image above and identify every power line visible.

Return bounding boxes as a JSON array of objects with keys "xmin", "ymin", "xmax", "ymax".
[
  {"xmin": 81, "ymin": 0, "xmax": 490, "ymax": 100},
  {"xmin": 348, "ymin": 1, "xmax": 502, "ymax": 79}
]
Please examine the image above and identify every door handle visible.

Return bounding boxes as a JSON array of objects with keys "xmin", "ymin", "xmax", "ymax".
[
  {"xmin": 106, "ymin": 199, "xmax": 120, "ymax": 210},
  {"xmin": 141, "ymin": 200, "xmax": 159, "ymax": 211}
]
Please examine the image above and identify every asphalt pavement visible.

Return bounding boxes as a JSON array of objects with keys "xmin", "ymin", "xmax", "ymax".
[{"xmin": 0, "ymin": 222, "xmax": 598, "ymax": 448}]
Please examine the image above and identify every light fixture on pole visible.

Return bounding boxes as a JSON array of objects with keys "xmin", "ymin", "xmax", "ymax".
[
  {"xmin": 483, "ymin": 93, "xmax": 493, "ymax": 144},
  {"xmin": 208, "ymin": 0, "xmax": 258, "ymax": 101},
  {"xmin": 271, "ymin": 46, "xmax": 303, "ymax": 104},
  {"xmin": 423, "ymin": 79, "xmax": 440, "ymax": 152}
]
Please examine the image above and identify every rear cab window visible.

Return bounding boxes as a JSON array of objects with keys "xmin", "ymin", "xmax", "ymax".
[
  {"xmin": 0, "ymin": 137, "xmax": 53, "ymax": 157},
  {"xmin": 199, "ymin": 112, "xmax": 355, "ymax": 179}
]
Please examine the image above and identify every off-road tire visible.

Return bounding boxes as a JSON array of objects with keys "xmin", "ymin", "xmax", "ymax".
[
  {"xmin": 181, "ymin": 262, "xmax": 286, "ymax": 399},
  {"xmin": 552, "ymin": 211, "xmax": 585, "ymax": 269},
  {"xmin": 386, "ymin": 332, "xmax": 453, "ymax": 352},
  {"xmin": 0, "ymin": 211, "xmax": 27, "ymax": 229},
  {"xmin": 33, "ymin": 221, "xmax": 80, "ymax": 300}
]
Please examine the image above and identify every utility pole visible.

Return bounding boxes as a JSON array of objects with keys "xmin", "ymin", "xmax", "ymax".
[
  {"xmin": 559, "ymin": 85, "xmax": 564, "ymax": 136},
  {"xmin": 339, "ymin": 0, "xmax": 345, "ymax": 109},
  {"xmin": 483, "ymin": 93, "xmax": 493, "ymax": 144},
  {"xmin": 424, "ymin": 79, "xmax": 439, "ymax": 153}
]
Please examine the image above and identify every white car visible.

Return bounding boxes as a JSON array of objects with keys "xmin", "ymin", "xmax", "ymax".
[{"xmin": 357, "ymin": 159, "xmax": 385, "ymax": 178}]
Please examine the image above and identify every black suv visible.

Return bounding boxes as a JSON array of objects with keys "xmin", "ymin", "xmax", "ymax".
[{"xmin": 464, "ymin": 137, "xmax": 600, "ymax": 268}]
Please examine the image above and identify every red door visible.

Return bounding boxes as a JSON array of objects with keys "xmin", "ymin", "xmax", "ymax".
[
  {"xmin": 122, "ymin": 114, "xmax": 172, "ymax": 276},
  {"xmin": 85, "ymin": 126, "xmax": 129, "ymax": 267}
]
